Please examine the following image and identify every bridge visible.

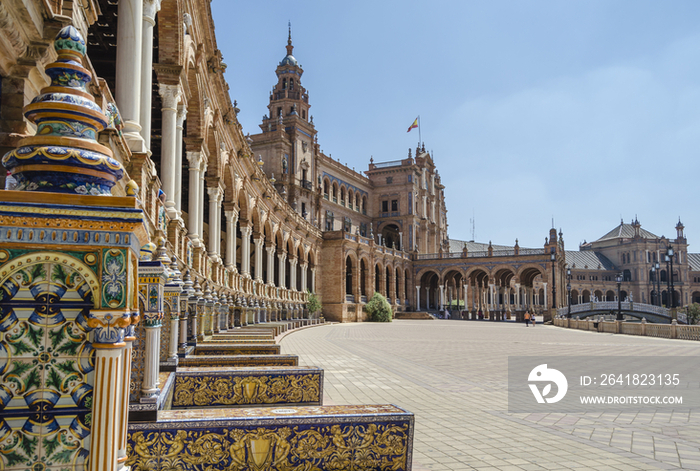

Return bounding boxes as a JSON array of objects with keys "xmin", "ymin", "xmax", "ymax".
[{"xmin": 556, "ymin": 301, "xmax": 686, "ymax": 324}]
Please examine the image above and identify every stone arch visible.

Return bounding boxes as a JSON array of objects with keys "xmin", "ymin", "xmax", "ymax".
[
  {"xmin": 418, "ymin": 269, "xmax": 440, "ymax": 310},
  {"xmin": 379, "ymin": 222, "xmax": 401, "ymax": 249},
  {"xmin": 570, "ymin": 289, "xmax": 580, "ymax": 305},
  {"xmin": 359, "ymin": 255, "xmax": 370, "ymax": 298},
  {"xmin": 582, "ymin": 289, "xmax": 591, "ymax": 303}
]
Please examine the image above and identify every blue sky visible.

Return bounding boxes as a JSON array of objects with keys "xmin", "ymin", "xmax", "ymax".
[{"xmin": 211, "ymin": 1, "xmax": 700, "ymax": 251}]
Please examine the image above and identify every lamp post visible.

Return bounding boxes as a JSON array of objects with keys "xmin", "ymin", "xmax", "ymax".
[
  {"xmin": 566, "ymin": 267, "xmax": 572, "ymax": 318},
  {"xmin": 667, "ymin": 245, "xmax": 675, "ymax": 310},
  {"xmin": 550, "ymin": 250, "xmax": 557, "ymax": 311},
  {"xmin": 616, "ymin": 272, "xmax": 623, "ymax": 321}
]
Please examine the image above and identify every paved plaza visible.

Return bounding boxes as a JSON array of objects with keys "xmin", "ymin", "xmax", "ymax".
[{"xmin": 280, "ymin": 320, "xmax": 700, "ymax": 470}]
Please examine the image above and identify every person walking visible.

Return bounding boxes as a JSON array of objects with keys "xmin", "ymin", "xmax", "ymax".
[
  {"xmin": 524, "ymin": 311, "xmax": 530, "ymax": 327},
  {"xmin": 531, "ymin": 311, "xmax": 536, "ymax": 327}
]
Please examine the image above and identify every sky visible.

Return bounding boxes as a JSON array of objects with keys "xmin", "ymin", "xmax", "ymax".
[{"xmin": 210, "ymin": 1, "xmax": 700, "ymax": 251}]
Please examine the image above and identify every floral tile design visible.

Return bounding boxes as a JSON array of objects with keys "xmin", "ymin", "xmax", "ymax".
[{"xmin": 0, "ymin": 258, "xmax": 94, "ymax": 470}]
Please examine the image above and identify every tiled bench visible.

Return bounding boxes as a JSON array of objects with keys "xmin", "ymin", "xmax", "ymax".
[
  {"xmin": 193, "ymin": 344, "xmax": 281, "ymax": 356},
  {"xmin": 178, "ymin": 354, "xmax": 299, "ymax": 368},
  {"xmin": 127, "ymin": 404, "xmax": 414, "ymax": 470},
  {"xmin": 168, "ymin": 366, "xmax": 323, "ymax": 409}
]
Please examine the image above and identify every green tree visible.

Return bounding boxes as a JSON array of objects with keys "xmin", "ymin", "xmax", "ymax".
[
  {"xmin": 686, "ymin": 303, "xmax": 700, "ymax": 325},
  {"xmin": 365, "ymin": 292, "xmax": 393, "ymax": 322},
  {"xmin": 307, "ymin": 290, "xmax": 322, "ymax": 317}
]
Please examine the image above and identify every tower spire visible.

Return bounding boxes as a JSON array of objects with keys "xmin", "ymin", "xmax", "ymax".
[{"xmin": 286, "ymin": 21, "xmax": 293, "ymax": 56}]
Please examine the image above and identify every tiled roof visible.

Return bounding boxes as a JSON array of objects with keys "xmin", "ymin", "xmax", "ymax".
[
  {"xmin": 565, "ymin": 251, "xmax": 616, "ymax": 271},
  {"xmin": 688, "ymin": 253, "xmax": 700, "ymax": 272},
  {"xmin": 590, "ymin": 222, "xmax": 658, "ymax": 244}
]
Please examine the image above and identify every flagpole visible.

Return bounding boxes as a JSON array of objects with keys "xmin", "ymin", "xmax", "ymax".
[{"xmin": 418, "ymin": 115, "xmax": 421, "ymax": 146}]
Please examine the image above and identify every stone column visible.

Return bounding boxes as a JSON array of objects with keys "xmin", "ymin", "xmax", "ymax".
[
  {"xmin": 399, "ymin": 231, "xmax": 403, "ymax": 250},
  {"xmin": 439, "ymin": 284, "xmax": 444, "ymax": 310},
  {"xmin": 186, "ymin": 152, "xmax": 202, "ymax": 244},
  {"xmin": 290, "ymin": 258, "xmax": 298, "ymax": 291},
  {"xmin": 225, "ymin": 209, "xmax": 239, "ymax": 270},
  {"xmin": 140, "ymin": 0, "xmax": 161, "ymax": 148},
  {"xmin": 215, "ymin": 190, "xmax": 223, "ymax": 257},
  {"xmin": 266, "ymin": 246, "xmax": 276, "ymax": 284},
  {"xmin": 174, "ymin": 106, "xmax": 187, "ymax": 218},
  {"xmin": 159, "ymin": 84, "xmax": 182, "ymax": 218},
  {"xmin": 311, "ymin": 267, "xmax": 317, "ymax": 293},
  {"xmin": 117, "ymin": 327, "xmax": 134, "ymax": 468},
  {"xmin": 207, "ymin": 185, "xmax": 223, "ymax": 261},
  {"xmin": 198, "ymin": 163, "xmax": 207, "ymax": 248},
  {"xmin": 543, "ymin": 282, "xmax": 548, "ymax": 309},
  {"xmin": 115, "ymin": 0, "xmax": 146, "ymax": 152},
  {"xmin": 415, "ymin": 285, "xmax": 421, "ymax": 311},
  {"xmin": 300, "ymin": 262, "xmax": 308, "ymax": 291},
  {"xmin": 278, "ymin": 252, "xmax": 287, "ymax": 288},
  {"xmin": 241, "ymin": 224, "xmax": 252, "ymax": 277},
  {"xmin": 254, "ymin": 236, "xmax": 264, "ymax": 281},
  {"xmin": 87, "ymin": 310, "xmax": 131, "ymax": 471}
]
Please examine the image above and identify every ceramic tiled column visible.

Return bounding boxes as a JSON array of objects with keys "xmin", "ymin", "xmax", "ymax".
[
  {"xmin": 116, "ymin": 0, "xmax": 145, "ymax": 152},
  {"xmin": 1, "ymin": 27, "xmax": 148, "ymax": 471},
  {"xmin": 138, "ymin": 259, "xmax": 167, "ymax": 401},
  {"xmin": 164, "ymin": 261, "xmax": 183, "ymax": 361}
]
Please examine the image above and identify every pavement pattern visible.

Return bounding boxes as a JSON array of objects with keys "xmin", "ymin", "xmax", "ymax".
[{"xmin": 280, "ymin": 319, "xmax": 700, "ymax": 470}]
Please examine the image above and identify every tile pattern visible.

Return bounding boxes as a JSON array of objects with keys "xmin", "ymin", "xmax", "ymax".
[
  {"xmin": 171, "ymin": 367, "xmax": 322, "ymax": 408},
  {"xmin": 0, "ymin": 255, "xmax": 94, "ymax": 470},
  {"xmin": 193, "ymin": 344, "xmax": 281, "ymax": 356},
  {"xmin": 178, "ymin": 354, "xmax": 299, "ymax": 368},
  {"xmin": 127, "ymin": 405, "xmax": 414, "ymax": 471}
]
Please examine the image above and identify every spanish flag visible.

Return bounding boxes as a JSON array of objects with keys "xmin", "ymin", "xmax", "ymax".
[{"xmin": 407, "ymin": 118, "xmax": 418, "ymax": 133}]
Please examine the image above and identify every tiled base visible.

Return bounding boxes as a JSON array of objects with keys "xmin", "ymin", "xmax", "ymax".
[
  {"xmin": 127, "ymin": 404, "xmax": 414, "ymax": 470},
  {"xmin": 178, "ymin": 354, "xmax": 299, "ymax": 367},
  {"xmin": 170, "ymin": 366, "xmax": 323, "ymax": 408},
  {"xmin": 193, "ymin": 344, "xmax": 281, "ymax": 355}
]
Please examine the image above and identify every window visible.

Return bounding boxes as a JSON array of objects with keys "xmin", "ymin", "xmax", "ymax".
[
  {"xmin": 301, "ymin": 202, "xmax": 306, "ymax": 218},
  {"xmin": 391, "ymin": 200, "xmax": 398, "ymax": 211},
  {"xmin": 382, "ymin": 201, "xmax": 388, "ymax": 212},
  {"xmin": 408, "ymin": 174, "xmax": 412, "ymax": 183},
  {"xmin": 277, "ymin": 107, "xmax": 282, "ymax": 117},
  {"xmin": 386, "ymin": 177, "xmax": 393, "ymax": 184},
  {"xmin": 408, "ymin": 192, "xmax": 413, "ymax": 215},
  {"xmin": 344, "ymin": 217, "xmax": 351, "ymax": 232},
  {"xmin": 360, "ymin": 223, "xmax": 367, "ymax": 237},
  {"xmin": 325, "ymin": 211, "xmax": 334, "ymax": 231},
  {"xmin": 282, "ymin": 78, "xmax": 287, "ymax": 89}
]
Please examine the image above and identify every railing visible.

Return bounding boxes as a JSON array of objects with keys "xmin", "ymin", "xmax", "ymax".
[
  {"xmin": 554, "ymin": 317, "xmax": 700, "ymax": 341},
  {"xmin": 372, "ymin": 160, "xmax": 403, "ymax": 169},
  {"xmin": 346, "ymin": 295, "xmax": 355, "ymax": 303},
  {"xmin": 556, "ymin": 302, "xmax": 669, "ymax": 319},
  {"xmin": 301, "ymin": 179, "xmax": 312, "ymax": 190}
]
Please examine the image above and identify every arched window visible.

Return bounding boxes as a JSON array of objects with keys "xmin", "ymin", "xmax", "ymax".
[
  {"xmin": 623, "ymin": 269, "xmax": 632, "ymax": 282},
  {"xmin": 282, "ymin": 78, "xmax": 287, "ymax": 89},
  {"xmin": 323, "ymin": 180, "xmax": 329, "ymax": 199},
  {"xmin": 345, "ymin": 257, "xmax": 353, "ymax": 297},
  {"xmin": 340, "ymin": 187, "xmax": 345, "ymax": 205}
]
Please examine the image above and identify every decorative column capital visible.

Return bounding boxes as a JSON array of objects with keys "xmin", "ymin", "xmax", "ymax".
[
  {"xmin": 176, "ymin": 104, "xmax": 188, "ymax": 127},
  {"xmin": 158, "ymin": 83, "xmax": 182, "ymax": 110},
  {"xmin": 87, "ymin": 310, "xmax": 131, "ymax": 345},
  {"xmin": 143, "ymin": 0, "xmax": 162, "ymax": 22},
  {"xmin": 225, "ymin": 208, "xmax": 239, "ymax": 221},
  {"xmin": 187, "ymin": 151, "xmax": 203, "ymax": 168},
  {"xmin": 207, "ymin": 184, "xmax": 223, "ymax": 199}
]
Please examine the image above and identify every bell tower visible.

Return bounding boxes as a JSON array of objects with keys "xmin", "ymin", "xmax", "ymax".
[{"xmin": 251, "ymin": 24, "xmax": 319, "ymax": 221}]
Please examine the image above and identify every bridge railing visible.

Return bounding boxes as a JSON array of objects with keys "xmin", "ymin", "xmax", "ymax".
[
  {"xmin": 557, "ymin": 301, "xmax": 669, "ymax": 320},
  {"xmin": 554, "ymin": 317, "xmax": 700, "ymax": 341}
]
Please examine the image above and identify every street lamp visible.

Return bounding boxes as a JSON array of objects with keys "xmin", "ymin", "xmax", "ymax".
[
  {"xmin": 616, "ymin": 272, "xmax": 623, "ymax": 321},
  {"xmin": 667, "ymin": 245, "xmax": 675, "ymax": 310},
  {"xmin": 566, "ymin": 267, "xmax": 572, "ymax": 318},
  {"xmin": 550, "ymin": 250, "xmax": 557, "ymax": 310}
]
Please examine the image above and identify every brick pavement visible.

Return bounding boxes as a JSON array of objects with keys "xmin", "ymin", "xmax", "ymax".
[{"xmin": 280, "ymin": 319, "xmax": 700, "ymax": 470}]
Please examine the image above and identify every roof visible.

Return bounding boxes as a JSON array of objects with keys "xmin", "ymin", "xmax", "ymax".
[
  {"xmin": 565, "ymin": 251, "xmax": 616, "ymax": 271},
  {"xmin": 447, "ymin": 238, "xmax": 517, "ymax": 253},
  {"xmin": 590, "ymin": 222, "xmax": 658, "ymax": 244},
  {"xmin": 688, "ymin": 253, "xmax": 700, "ymax": 271},
  {"xmin": 280, "ymin": 54, "xmax": 298, "ymax": 66}
]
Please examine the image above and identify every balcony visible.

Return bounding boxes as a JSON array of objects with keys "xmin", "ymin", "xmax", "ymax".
[{"xmin": 301, "ymin": 179, "xmax": 312, "ymax": 190}]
